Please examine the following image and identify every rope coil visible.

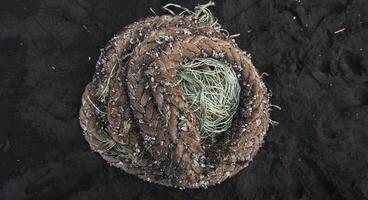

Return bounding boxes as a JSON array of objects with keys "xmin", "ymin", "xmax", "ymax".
[{"xmin": 80, "ymin": 3, "xmax": 270, "ymax": 189}]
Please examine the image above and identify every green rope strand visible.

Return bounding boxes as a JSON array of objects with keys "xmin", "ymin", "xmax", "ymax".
[{"xmin": 177, "ymin": 58, "xmax": 241, "ymax": 140}]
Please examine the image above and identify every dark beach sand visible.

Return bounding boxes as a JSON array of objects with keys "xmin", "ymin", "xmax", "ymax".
[{"xmin": 0, "ymin": 0, "xmax": 367, "ymax": 199}]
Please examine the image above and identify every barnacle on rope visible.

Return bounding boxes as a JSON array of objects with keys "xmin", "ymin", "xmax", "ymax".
[{"xmin": 80, "ymin": 2, "xmax": 270, "ymax": 189}]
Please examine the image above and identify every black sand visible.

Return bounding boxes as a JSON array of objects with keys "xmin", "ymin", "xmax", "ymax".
[{"xmin": 1, "ymin": 0, "xmax": 367, "ymax": 199}]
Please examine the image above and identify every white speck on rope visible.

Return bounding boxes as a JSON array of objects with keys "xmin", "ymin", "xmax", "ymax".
[{"xmin": 334, "ymin": 28, "xmax": 346, "ymax": 34}]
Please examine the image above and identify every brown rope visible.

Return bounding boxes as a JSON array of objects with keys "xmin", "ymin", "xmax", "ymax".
[{"xmin": 79, "ymin": 15, "xmax": 270, "ymax": 189}]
